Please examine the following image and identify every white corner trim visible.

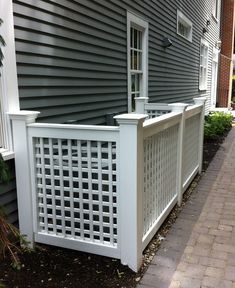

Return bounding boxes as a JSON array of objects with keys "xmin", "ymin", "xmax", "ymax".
[
  {"xmin": 0, "ymin": 1, "xmax": 20, "ymax": 154},
  {"xmin": 0, "ymin": 1, "xmax": 20, "ymax": 112}
]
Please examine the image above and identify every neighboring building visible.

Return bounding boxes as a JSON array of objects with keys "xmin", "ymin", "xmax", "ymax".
[
  {"xmin": 0, "ymin": 0, "xmax": 224, "ymax": 221},
  {"xmin": 217, "ymin": 0, "xmax": 235, "ymax": 108}
]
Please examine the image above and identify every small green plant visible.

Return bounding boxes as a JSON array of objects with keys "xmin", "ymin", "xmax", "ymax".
[
  {"xmin": 0, "ymin": 154, "xmax": 10, "ymax": 183},
  {"xmin": 204, "ymin": 111, "xmax": 233, "ymax": 140},
  {"xmin": 0, "ymin": 282, "xmax": 6, "ymax": 288},
  {"xmin": 0, "ymin": 154, "xmax": 30, "ymax": 270}
]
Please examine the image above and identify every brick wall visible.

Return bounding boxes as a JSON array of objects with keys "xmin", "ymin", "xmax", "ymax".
[{"xmin": 217, "ymin": 0, "xmax": 235, "ymax": 107}]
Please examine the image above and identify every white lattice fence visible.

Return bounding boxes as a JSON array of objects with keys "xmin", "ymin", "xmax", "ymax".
[
  {"xmin": 10, "ymin": 99, "xmax": 205, "ymax": 272},
  {"xmin": 182, "ymin": 106, "xmax": 202, "ymax": 192},
  {"xmin": 28, "ymin": 124, "xmax": 120, "ymax": 258},
  {"xmin": 142, "ymin": 113, "xmax": 181, "ymax": 248}
]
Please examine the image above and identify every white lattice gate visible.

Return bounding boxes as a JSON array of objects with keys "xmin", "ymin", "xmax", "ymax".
[{"xmin": 28, "ymin": 125, "xmax": 120, "ymax": 258}]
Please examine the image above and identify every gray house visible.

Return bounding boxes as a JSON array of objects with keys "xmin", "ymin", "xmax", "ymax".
[{"xmin": 1, "ymin": 0, "xmax": 221, "ymax": 222}]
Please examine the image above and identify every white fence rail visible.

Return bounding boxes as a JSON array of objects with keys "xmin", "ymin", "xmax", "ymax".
[{"xmin": 9, "ymin": 97, "xmax": 205, "ymax": 273}]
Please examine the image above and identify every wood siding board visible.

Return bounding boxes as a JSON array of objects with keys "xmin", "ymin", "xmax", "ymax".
[{"xmin": 14, "ymin": 0, "xmax": 220, "ymax": 123}]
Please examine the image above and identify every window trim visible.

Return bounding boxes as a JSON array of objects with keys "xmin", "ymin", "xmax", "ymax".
[
  {"xmin": 212, "ymin": 0, "xmax": 219, "ymax": 21},
  {"xmin": 127, "ymin": 12, "xmax": 148, "ymax": 112},
  {"xmin": 199, "ymin": 38, "xmax": 209, "ymax": 91},
  {"xmin": 0, "ymin": 1, "xmax": 19, "ymax": 160},
  {"xmin": 177, "ymin": 10, "xmax": 193, "ymax": 43}
]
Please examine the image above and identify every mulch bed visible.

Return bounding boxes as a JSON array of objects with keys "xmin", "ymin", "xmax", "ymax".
[{"xmin": 0, "ymin": 130, "xmax": 229, "ymax": 288}]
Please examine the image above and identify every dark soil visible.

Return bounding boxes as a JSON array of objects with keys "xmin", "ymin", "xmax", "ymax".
[{"xmin": 0, "ymin": 130, "xmax": 230, "ymax": 288}]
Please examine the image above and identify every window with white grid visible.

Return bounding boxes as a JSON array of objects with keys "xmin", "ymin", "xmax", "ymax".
[
  {"xmin": 177, "ymin": 10, "xmax": 193, "ymax": 42},
  {"xmin": 199, "ymin": 39, "xmax": 209, "ymax": 91},
  {"xmin": 127, "ymin": 12, "xmax": 148, "ymax": 112}
]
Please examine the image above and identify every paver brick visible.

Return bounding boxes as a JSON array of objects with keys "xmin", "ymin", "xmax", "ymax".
[
  {"xmin": 184, "ymin": 264, "xmax": 206, "ymax": 279},
  {"xmin": 210, "ymin": 250, "xmax": 228, "ymax": 261},
  {"xmin": 197, "ymin": 234, "xmax": 214, "ymax": 244},
  {"xmin": 213, "ymin": 243, "xmax": 235, "ymax": 254},
  {"xmin": 199, "ymin": 256, "xmax": 226, "ymax": 268},
  {"xmin": 218, "ymin": 224, "xmax": 233, "ymax": 232},
  {"xmin": 205, "ymin": 267, "xmax": 225, "ymax": 278},
  {"xmin": 181, "ymin": 253, "xmax": 199, "ymax": 264},
  {"xmin": 225, "ymin": 266, "xmax": 235, "ymax": 281},
  {"xmin": 227, "ymin": 253, "xmax": 235, "ymax": 267},
  {"xmin": 209, "ymin": 228, "xmax": 232, "ymax": 237},
  {"xmin": 202, "ymin": 276, "xmax": 220, "ymax": 287}
]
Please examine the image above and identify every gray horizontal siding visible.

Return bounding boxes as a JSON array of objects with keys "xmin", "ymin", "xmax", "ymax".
[
  {"xmin": 14, "ymin": 0, "xmax": 221, "ymax": 122},
  {"xmin": 13, "ymin": 0, "xmax": 128, "ymax": 124},
  {"xmin": 0, "ymin": 159, "xmax": 18, "ymax": 225}
]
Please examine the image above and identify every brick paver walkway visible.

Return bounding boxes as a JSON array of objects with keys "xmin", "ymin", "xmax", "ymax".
[{"xmin": 138, "ymin": 127, "xmax": 235, "ymax": 288}]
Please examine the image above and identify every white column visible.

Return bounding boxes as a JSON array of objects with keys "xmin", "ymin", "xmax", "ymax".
[
  {"xmin": 168, "ymin": 103, "xmax": 188, "ymax": 206},
  {"xmin": 193, "ymin": 97, "xmax": 206, "ymax": 174},
  {"xmin": 114, "ymin": 113, "xmax": 147, "ymax": 272},
  {"xmin": 135, "ymin": 97, "xmax": 148, "ymax": 114},
  {"xmin": 9, "ymin": 111, "xmax": 40, "ymax": 247}
]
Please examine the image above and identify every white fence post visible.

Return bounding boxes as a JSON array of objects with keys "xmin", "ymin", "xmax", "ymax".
[
  {"xmin": 168, "ymin": 103, "xmax": 188, "ymax": 206},
  {"xmin": 114, "ymin": 113, "xmax": 147, "ymax": 272},
  {"xmin": 193, "ymin": 97, "xmax": 206, "ymax": 174},
  {"xmin": 9, "ymin": 111, "xmax": 40, "ymax": 247},
  {"xmin": 135, "ymin": 97, "xmax": 148, "ymax": 114}
]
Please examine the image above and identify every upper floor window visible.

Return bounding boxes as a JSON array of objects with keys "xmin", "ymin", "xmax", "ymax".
[
  {"xmin": 177, "ymin": 10, "xmax": 193, "ymax": 42},
  {"xmin": 199, "ymin": 39, "xmax": 209, "ymax": 91},
  {"xmin": 127, "ymin": 12, "xmax": 148, "ymax": 112},
  {"xmin": 212, "ymin": 0, "xmax": 219, "ymax": 20}
]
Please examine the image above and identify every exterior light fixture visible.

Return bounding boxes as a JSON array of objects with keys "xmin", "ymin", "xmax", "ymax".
[
  {"xmin": 216, "ymin": 40, "xmax": 222, "ymax": 50},
  {"xmin": 162, "ymin": 37, "xmax": 172, "ymax": 48}
]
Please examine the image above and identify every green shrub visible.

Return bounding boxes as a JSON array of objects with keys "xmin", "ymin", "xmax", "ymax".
[
  {"xmin": 0, "ymin": 154, "xmax": 30, "ymax": 270},
  {"xmin": 204, "ymin": 112, "xmax": 233, "ymax": 140},
  {"xmin": 232, "ymin": 75, "xmax": 235, "ymax": 101}
]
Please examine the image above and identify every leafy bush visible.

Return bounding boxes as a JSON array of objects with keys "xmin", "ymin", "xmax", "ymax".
[
  {"xmin": 0, "ymin": 154, "xmax": 29, "ymax": 270},
  {"xmin": 232, "ymin": 75, "xmax": 235, "ymax": 102},
  {"xmin": 204, "ymin": 112, "xmax": 233, "ymax": 140}
]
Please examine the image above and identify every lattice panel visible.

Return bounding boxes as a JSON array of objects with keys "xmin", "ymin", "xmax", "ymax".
[
  {"xmin": 183, "ymin": 114, "xmax": 200, "ymax": 183},
  {"xmin": 146, "ymin": 109, "xmax": 171, "ymax": 119},
  {"xmin": 143, "ymin": 124, "xmax": 179, "ymax": 236},
  {"xmin": 33, "ymin": 137, "xmax": 118, "ymax": 247}
]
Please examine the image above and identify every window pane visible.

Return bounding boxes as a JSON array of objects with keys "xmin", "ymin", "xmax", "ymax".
[
  {"xmin": 131, "ymin": 27, "xmax": 134, "ymax": 47},
  {"xmin": 131, "ymin": 74, "xmax": 140, "ymax": 93},
  {"xmin": 131, "ymin": 49, "xmax": 134, "ymax": 70},
  {"xmin": 134, "ymin": 28, "xmax": 138, "ymax": 48}
]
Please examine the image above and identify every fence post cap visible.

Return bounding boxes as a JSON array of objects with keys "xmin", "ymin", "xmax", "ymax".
[
  {"xmin": 114, "ymin": 113, "xmax": 148, "ymax": 125},
  {"xmin": 8, "ymin": 110, "xmax": 40, "ymax": 123},
  {"xmin": 193, "ymin": 97, "xmax": 207, "ymax": 105},
  {"xmin": 168, "ymin": 103, "xmax": 189, "ymax": 112},
  {"xmin": 134, "ymin": 97, "xmax": 149, "ymax": 102}
]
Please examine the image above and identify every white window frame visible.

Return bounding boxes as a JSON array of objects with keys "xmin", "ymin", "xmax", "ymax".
[
  {"xmin": 127, "ymin": 12, "xmax": 148, "ymax": 112},
  {"xmin": 0, "ymin": 1, "xmax": 20, "ymax": 160},
  {"xmin": 199, "ymin": 38, "xmax": 209, "ymax": 91},
  {"xmin": 177, "ymin": 10, "xmax": 193, "ymax": 42},
  {"xmin": 212, "ymin": 0, "xmax": 219, "ymax": 21}
]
